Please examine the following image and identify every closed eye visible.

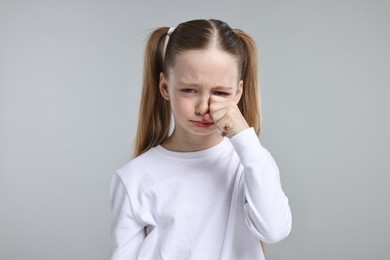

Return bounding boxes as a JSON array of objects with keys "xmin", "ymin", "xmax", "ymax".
[{"xmin": 213, "ymin": 91, "xmax": 230, "ymax": 96}]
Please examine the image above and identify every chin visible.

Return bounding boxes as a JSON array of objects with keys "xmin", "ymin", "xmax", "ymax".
[{"xmin": 190, "ymin": 127, "xmax": 219, "ymax": 136}]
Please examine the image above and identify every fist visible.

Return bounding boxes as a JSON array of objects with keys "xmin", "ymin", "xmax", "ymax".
[{"xmin": 204, "ymin": 95, "xmax": 249, "ymax": 138}]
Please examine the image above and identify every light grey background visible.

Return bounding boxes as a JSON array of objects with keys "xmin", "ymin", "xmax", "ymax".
[{"xmin": 1, "ymin": 0, "xmax": 389, "ymax": 259}]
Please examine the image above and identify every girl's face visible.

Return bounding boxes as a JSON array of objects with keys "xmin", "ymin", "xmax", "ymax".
[{"xmin": 159, "ymin": 49, "xmax": 243, "ymax": 149}]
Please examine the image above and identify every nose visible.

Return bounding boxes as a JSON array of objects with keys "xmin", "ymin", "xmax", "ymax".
[{"xmin": 195, "ymin": 95, "xmax": 210, "ymax": 116}]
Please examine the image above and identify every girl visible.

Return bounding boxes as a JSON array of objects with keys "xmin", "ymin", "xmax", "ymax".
[{"xmin": 110, "ymin": 19, "xmax": 292, "ymax": 260}]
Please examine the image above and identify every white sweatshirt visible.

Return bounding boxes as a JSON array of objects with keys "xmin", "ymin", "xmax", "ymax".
[{"xmin": 109, "ymin": 128, "xmax": 292, "ymax": 260}]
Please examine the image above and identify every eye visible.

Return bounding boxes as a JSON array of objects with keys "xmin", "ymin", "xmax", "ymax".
[
  {"xmin": 213, "ymin": 91, "xmax": 229, "ymax": 96},
  {"xmin": 181, "ymin": 88, "xmax": 197, "ymax": 94}
]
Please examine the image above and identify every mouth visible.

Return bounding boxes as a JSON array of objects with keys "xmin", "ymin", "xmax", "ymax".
[{"xmin": 191, "ymin": 120, "xmax": 215, "ymax": 128}]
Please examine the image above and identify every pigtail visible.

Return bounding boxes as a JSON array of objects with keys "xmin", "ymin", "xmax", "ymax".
[
  {"xmin": 233, "ymin": 29, "xmax": 262, "ymax": 136},
  {"xmin": 234, "ymin": 28, "xmax": 265, "ymax": 252},
  {"xmin": 134, "ymin": 27, "xmax": 171, "ymax": 157}
]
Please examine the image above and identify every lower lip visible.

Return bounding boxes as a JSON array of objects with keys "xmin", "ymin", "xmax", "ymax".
[{"xmin": 191, "ymin": 121, "xmax": 214, "ymax": 128}]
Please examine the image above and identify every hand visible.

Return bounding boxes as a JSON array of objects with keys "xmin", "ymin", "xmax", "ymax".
[{"xmin": 204, "ymin": 95, "xmax": 250, "ymax": 138}]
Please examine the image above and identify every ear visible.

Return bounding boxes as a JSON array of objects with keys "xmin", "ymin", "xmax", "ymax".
[
  {"xmin": 234, "ymin": 80, "xmax": 244, "ymax": 104},
  {"xmin": 159, "ymin": 72, "xmax": 170, "ymax": 101}
]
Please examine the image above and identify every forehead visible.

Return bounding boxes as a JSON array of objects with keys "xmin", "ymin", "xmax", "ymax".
[{"xmin": 168, "ymin": 49, "xmax": 240, "ymax": 85}]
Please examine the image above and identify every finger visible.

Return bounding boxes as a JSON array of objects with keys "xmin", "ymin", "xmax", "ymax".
[
  {"xmin": 210, "ymin": 95, "xmax": 229, "ymax": 104},
  {"xmin": 209, "ymin": 99, "xmax": 232, "ymax": 114},
  {"xmin": 209, "ymin": 100, "xmax": 236, "ymax": 122},
  {"xmin": 211, "ymin": 108, "xmax": 227, "ymax": 124},
  {"xmin": 210, "ymin": 100, "xmax": 233, "ymax": 118},
  {"xmin": 215, "ymin": 117, "xmax": 232, "ymax": 135}
]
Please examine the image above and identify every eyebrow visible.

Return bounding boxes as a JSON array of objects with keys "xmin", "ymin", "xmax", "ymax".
[{"xmin": 178, "ymin": 81, "xmax": 233, "ymax": 90}]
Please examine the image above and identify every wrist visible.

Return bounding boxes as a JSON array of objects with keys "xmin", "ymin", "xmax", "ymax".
[{"xmin": 227, "ymin": 123, "xmax": 250, "ymax": 138}]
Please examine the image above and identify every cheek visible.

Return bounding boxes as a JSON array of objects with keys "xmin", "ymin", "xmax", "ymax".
[{"xmin": 170, "ymin": 96, "xmax": 193, "ymax": 113}]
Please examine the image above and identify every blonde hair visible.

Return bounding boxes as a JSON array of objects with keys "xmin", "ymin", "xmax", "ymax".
[{"xmin": 134, "ymin": 19, "xmax": 261, "ymax": 157}]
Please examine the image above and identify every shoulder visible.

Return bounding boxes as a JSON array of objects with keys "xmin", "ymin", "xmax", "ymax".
[{"xmin": 115, "ymin": 147, "xmax": 161, "ymax": 187}]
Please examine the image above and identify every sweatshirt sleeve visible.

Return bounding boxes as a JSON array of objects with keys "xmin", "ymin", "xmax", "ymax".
[
  {"xmin": 230, "ymin": 127, "xmax": 292, "ymax": 244},
  {"xmin": 109, "ymin": 173, "xmax": 145, "ymax": 260}
]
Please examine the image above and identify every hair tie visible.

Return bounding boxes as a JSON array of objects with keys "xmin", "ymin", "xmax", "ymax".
[{"xmin": 167, "ymin": 27, "xmax": 175, "ymax": 36}]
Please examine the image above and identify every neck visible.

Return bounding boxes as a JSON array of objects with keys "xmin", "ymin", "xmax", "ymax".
[{"xmin": 161, "ymin": 131, "xmax": 224, "ymax": 152}]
